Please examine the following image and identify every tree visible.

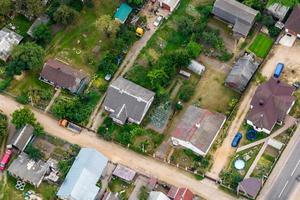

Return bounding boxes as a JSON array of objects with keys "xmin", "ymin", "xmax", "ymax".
[
  {"xmin": 0, "ymin": 0, "xmax": 12, "ymax": 16},
  {"xmin": 16, "ymin": 0, "xmax": 43, "ymax": 19},
  {"xmin": 0, "ymin": 113, "xmax": 8, "ymax": 139},
  {"xmin": 12, "ymin": 108, "xmax": 36, "ymax": 129},
  {"xmin": 95, "ymin": 15, "xmax": 120, "ymax": 38},
  {"xmin": 7, "ymin": 42, "xmax": 45, "ymax": 75},
  {"xmin": 269, "ymin": 26, "xmax": 281, "ymax": 38},
  {"xmin": 53, "ymin": 5, "xmax": 78, "ymax": 25},
  {"xmin": 187, "ymin": 41, "xmax": 202, "ymax": 58},
  {"xmin": 147, "ymin": 68, "xmax": 169, "ymax": 89},
  {"xmin": 177, "ymin": 16, "xmax": 196, "ymax": 38},
  {"xmin": 178, "ymin": 83, "xmax": 195, "ymax": 102},
  {"xmin": 25, "ymin": 144, "xmax": 44, "ymax": 161},
  {"xmin": 32, "ymin": 24, "xmax": 52, "ymax": 45},
  {"xmin": 128, "ymin": 0, "xmax": 144, "ymax": 6},
  {"xmin": 33, "ymin": 122, "xmax": 45, "ymax": 137},
  {"xmin": 138, "ymin": 186, "xmax": 149, "ymax": 200},
  {"xmin": 98, "ymin": 53, "xmax": 118, "ymax": 75}
]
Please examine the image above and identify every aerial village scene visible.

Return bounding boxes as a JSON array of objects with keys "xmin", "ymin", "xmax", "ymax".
[{"xmin": 0, "ymin": 0, "xmax": 300, "ymax": 200}]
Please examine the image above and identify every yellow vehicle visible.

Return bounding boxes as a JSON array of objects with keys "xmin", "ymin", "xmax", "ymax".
[{"xmin": 136, "ymin": 27, "xmax": 144, "ymax": 37}]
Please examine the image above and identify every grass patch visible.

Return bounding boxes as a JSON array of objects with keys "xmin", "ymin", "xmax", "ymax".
[
  {"xmin": 108, "ymin": 177, "xmax": 134, "ymax": 200},
  {"xmin": 7, "ymin": 15, "xmax": 32, "ymax": 37},
  {"xmin": 251, "ymin": 152, "xmax": 276, "ymax": 178},
  {"xmin": 248, "ymin": 33, "xmax": 273, "ymax": 58}
]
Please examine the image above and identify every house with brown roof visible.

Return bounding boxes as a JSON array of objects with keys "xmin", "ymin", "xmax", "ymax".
[
  {"xmin": 167, "ymin": 186, "xmax": 194, "ymax": 200},
  {"xmin": 171, "ymin": 105, "xmax": 226, "ymax": 156},
  {"xmin": 285, "ymin": 5, "xmax": 300, "ymax": 37},
  {"xmin": 246, "ymin": 78, "xmax": 295, "ymax": 134},
  {"xmin": 39, "ymin": 59, "xmax": 89, "ymax": 94}
]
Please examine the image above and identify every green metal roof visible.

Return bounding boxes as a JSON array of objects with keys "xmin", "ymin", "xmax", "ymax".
[{"xmin": 114, "ymin": 3, "xmax": 133, "ymax": 24}]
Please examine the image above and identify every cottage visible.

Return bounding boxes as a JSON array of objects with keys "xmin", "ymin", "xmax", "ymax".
[
  {"xmin": 284, "ymin": 5, "xmax": 300, "ymax": 38},
  {"xmin": 112, "ymin": 164, "xmax": 136, "ymax": 182},
  {"xmin": 246, "ymin": 78, "xmax": 295, "ymax": 134},
  {"xmin": 103, "ymin": 77, "xmax": 155, "ymax": 125},
  {"xmin": 8, "ymin": 152, "xmax": 49, "ymax": 187},
  {"xmin": 237, "ymin": 177, "xmax": 262, "ymax": 199},
  {"xmin": 158, "ymin": 0, "xmax": 180, "ymax": 12},
  {"xmin": 7, "ymin": 124, "xmax": 34, "ymax": 152},
  {"xmin": 266, "ymin": 3, "xmax": 289, "ymax": 21},
  {"xmin": 57, "ymin": 148, "xmax": 108, "ymax": 200},
  {"xmin": 167, "ymin": 187, "xmax": 194, "ymax": 200},
  {"xmin": 212, "ymin": 0, "xmax": 258, "ymax": 38},
  {"xmin": 27, "ymin": 15, "xmax": 50, "ymax": 37},
  {"xmin": 149, "ymin": 191, "xmax": 170, "ymax": 200},
  {"xmin": 0, "ymin": 28, "xmax": 23, "ymax": 61},
  {"xmin": 114, "ymin": 3, "xmax": 133, "ymax": 24},
  {"xmin": 225, "ymin": 54, "xmax": 259, "ymax": 93},
  {"xmin": 171, "ymin": 105, "xmax": 226, "ymax": 156},
  {"xmin": 40, "ymin": 59, "xmax": 89, "ymax": 94}
]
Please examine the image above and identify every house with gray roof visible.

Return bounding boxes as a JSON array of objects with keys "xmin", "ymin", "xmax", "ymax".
[
  {"xmin": 225, "ymin": 54, "xmax": 259, "ymax": 93},
  {"xmin": 266, "ymin": 3, "xmax": 289, "ymax": 21},
  {"xmin": 237, "ymin": 177, "xmax": 262, "ymax": 199},
  {"xmin": 8, "ymin": 152, "xmax": 49, "ymax": 187},
  {"xmin": 27, "ymin": 15, "xmax": 50, "ymax": 37},
  {"xmin": 212, "ymin": 0, "xmax": 259, "ymax": 37},
  {"xmin": 103, "ymin": 77, "xmax": 155, "ymax": 125},
  {"xmin": 0, "ymin": 28, "xmax": 23, "ymax": 61},
  {"xmin": 171, "ymin": 105, "xmax": 226, "ymax": 156},
  {"xmin": 57, "ymin": 148, "xmax": 108, "ymax": 200},
  {"xmin": 7, "ymin": 124, "xmax": 34, "ymax": 152}
]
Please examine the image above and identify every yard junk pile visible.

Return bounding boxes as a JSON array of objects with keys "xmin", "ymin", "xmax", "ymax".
[{"xmin": 15, "ymin": 180, "xmax": 26, "ymax": 191}]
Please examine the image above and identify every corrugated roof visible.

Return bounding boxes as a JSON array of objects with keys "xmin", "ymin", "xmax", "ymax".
[
  {"xmin": 57, "ymin": 148, "xmax": 108, "ymax": 200},
  {"xmin": 10, "ymin": 124, "xmax": 34, "ymax": 152},
  {"xmin": 0, "ymin": 28, "xmax": 23, "ymax": 61}
]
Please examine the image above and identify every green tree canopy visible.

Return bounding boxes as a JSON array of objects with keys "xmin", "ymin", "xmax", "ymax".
[
  {"xmin": 16, "ymin": 0, "xmax": 44, "ymax": 18},
  {"xmin": 0, "ymin": 0, "xmax": 12, "ymax": 16},
  {"xmin": 25, "ymin": 144, "xmax": 44, "ymax": 161},
  {"xmin": 53, "ymin": 5, "xmax": 78, "ymax": 25},
  {"xmin": 12, "ymin": 107, "xmax": 36, "ymax": 129},
  {"xmin": 95, "ymin": 15, "xmax": 120, "ymax": 38},
  {"xmin": 32, "ymin": 24, "xmax": 52, "ymax": 45},
  {"xmin": 128, "ymin": 0, "xmax": 144, "ymax": 6}
]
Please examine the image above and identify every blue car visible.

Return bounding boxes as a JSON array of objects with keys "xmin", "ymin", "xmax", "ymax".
[{"xmin": 231, "ymin": 133, "xmax": 242, "ymax": 147}]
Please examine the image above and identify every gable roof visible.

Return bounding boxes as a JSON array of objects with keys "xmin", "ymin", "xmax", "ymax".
[
  {"xmin": 285, "ymin": 5, "xmax": 300, "ymax": 34},
  {"xmin": 238, "ymin": 177, "xmax": 262, "ymax": 198},
  {"xmin": 112, "ymin": 164, "xmax": 136, "ymax": 182},
  {"xmin": 171, "ymin": 106, "xmax": 226, "ymax": 155},
  {"xmin": 114, "ymin": 3, "xmax": 133, "ymax": 24},
  {"xmin": 103, "ymin": 77, "xmax": 155, "ymax": 124},
  {"xmin": 9, "ymin": 124, "xmax": 34, "ymax": 152},
  {"xmin": 212, "ymin": 0, "xmax": 258, "ymax": 36},
  {"xmin": 40, "ymin": 59, "xmax": 88, "ymax": 93},
  {"xmin": 167, "ymin": 187, "xmax": 194, "ymax": 200},
  {"xmin": 225, "ymin": 54, "xmax": 259, "ymax": 93},
  {"xmin": 267, "ymin": 3, "xmax": 289, "ymax": 21},
  {"xmin": 57, "ymin": 148, "xmax": 108, "ymax": 200},
  {"xmin": 246, "ymin": 78, "xmax": 295, "ymax": 131},
  {"xmin": 0, "ymin": 28, "xmax": 23, "ymax": 61}
]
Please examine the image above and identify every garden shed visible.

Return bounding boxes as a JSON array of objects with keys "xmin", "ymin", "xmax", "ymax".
[
  {"xmin": 114, "ymin": 3, "xmax": 133, "ymax": 24},
  {"xmin": 187, "ymin": 60, "xmax": 205, "ymax": 75}
]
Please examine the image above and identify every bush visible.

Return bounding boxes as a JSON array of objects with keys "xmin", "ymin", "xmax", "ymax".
[
  {"xmin": 187, "ymin": 41, "xmax": 202, "ymax": 58},
  {"xmin": 0, "ymin": 78, "xmax": 11, "ymax": 91},
  {"xmin": 16, "ymin": 93, "xmax": 29, "ymax": 104},
  {"xmin": 269, "ymin": 26, "xmax": 281, "ymax": 38},
  {"xmin": 25, "ymin": 144, "xmax": 44, "ymax": 161},
  {"xmin": 178, "ymin": 83, "xmax": 195, "ymax": 102}
]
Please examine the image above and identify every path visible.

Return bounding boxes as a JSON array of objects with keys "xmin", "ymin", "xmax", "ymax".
[
  {"xmin": 0, "ymin": 94, "xmax": 235, "ymax": 200},
  {"xmin": 44, "ymin": 89, "xmax": 61, "ymax": 113},
  {"xmin": 244, "ymin": 141, "xmax": 268, "ymax": 179},
  {"xmin": 236, "ymin": 115, "xmax": 297, "ymax": 153}
]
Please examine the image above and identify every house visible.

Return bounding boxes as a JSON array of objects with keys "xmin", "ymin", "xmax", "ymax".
[
  {"xmin": 7, "ymin": 152, "xmax": 49, "ymax": 187},
  {"xmin": 167, "ymin": 187, "xmax": 194, "ymax": 200},
  {"xmin": 102, "ymin": 192, "xmax": 120, "ymax": 200},
  {"xmin": 148, "ymin": 191, "xmax": 170, "ymax": 200},
  {"xmin": 7, "ymin": 124, "xmax": 34, "ymax": 152},
  {"xmin": 0, "ymin": 28, "xmax": 23, "ymax": 61},
  {"xmin": 266, "ymin": 3, "xmax": 289, "ymax": 21},
  {"xmin": 103, "ymin": 77, "xmax": 155, "ymax": 125},
  {"xmin": 284, "ymin": 5, "xmax": 300, "ymax": 38},
  {"xmin": 57, "ymin": 148, "xmax": 108, "ymax": 200},
  {"xmin": 114, "ymin": 3, "xmax": 133, "ymax": 24},
  {"xmin": 112, "ymin": 164, "xmax": 136, "ymax": 182},
  {"xmin": 187, "ymin": 60, "xmax": 205, "ymax": 75},
  {"xmin": 225, "ymin": 54, "xmax": 259, "ymax": 93},
  {"xmin": 246, "ymin": 78, "xmax": 295, "ymax": 134},
  {"xmin": 158, "ymin": 0, "xmax": 180, "ymax": 12},
  {"xmin": 40, "ymin": 59, "xmax": 89, "ymax": 94},
  {"xmin": 27, "ymin": 15, "xmax": 50, "ymax": 37},
  {"xmin": 171, "ymin": 105, "xmax": 226, "ymax": 156},
  {"xmin": 212, "ymin": 0, "xmax": 259, "ymax": 38},
  {"xmin": 237, "ymin": 177, "xmax": 262, "ymax": 199}
]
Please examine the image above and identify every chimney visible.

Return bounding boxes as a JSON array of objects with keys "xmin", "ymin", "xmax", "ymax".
[{"xmin": 259, "ymin": 100, "xmax": 264, "ymax": 106}]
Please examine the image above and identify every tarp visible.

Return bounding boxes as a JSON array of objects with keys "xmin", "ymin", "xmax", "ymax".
[{"xmin": 114, "ymin": 3, "xmax": 133, "ymax": 24}]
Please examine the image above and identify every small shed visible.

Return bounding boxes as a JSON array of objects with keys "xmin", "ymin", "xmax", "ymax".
[
  {"xmin": 7, "ymin": 124, "xmax": 34, "ymax": 152},
  {"xmin": 114, "ymin": 3, "xmax": 133, "ymax": 24},
  {"xmin": 187, "ymin": 60, "xmax": 205, "ymax": 75},
  {"xmin": 112, "ymin": 164, "xmax": 136, "ymax": 182},
  {"xmin": 267, "ymin": 3, "xmax": 289, "ymax": 21}
]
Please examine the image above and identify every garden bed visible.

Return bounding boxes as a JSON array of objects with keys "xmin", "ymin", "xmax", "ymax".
[{"xmin": 248, "ymin": 33, "xmax": 273, "ymax": 58}]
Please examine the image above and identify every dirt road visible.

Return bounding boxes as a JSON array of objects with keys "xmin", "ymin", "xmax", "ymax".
[
  {"xmin": 0, "ymin": 94, "xmax": 235, "ymax": 200},
  {"xmin": 209, "ymin": 43, "xmax": 300, "ymax": 179}
]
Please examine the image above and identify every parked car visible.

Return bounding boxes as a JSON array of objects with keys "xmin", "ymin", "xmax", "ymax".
[
  {"xmin": 231, "ymin": 132, "xmax": 242, "ymax": 147},
  {"xmin": 0, "ymin": 149, "xmax": 13, "ymax": 171},
  {"xmin": 153, "ymin": 15, "xmax": 163, "ymax": 27},
  {"xmin": 274, "ymin": 63, "xmax": 284, "ymax": 78}
]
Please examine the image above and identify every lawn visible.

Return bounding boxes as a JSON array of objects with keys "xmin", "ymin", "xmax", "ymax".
[
  {"xmin": 239, "ymin": 123, "xmax": 268, "ymax": 146},
  {"xmin": 248, "ymin": 33, "xmax": 274, "ymax": 58},
  {"xmin": 6, "ymin": 15, "xmax": 32, "ymax": 38},
  {"xmin": 108, "ymin": 177, "xmax": 134, "ymax": 200},
  {"xmin": 47, "ymin": 0, "xmax": 121, "ymax": 74},
  {"xmin": 251, "ymin": 152, "xmax": 276, "ymax": 178}
]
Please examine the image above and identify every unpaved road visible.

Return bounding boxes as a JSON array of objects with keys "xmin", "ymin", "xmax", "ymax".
[
  {"xmin": 0, "ymin": 94, "xmax": 235, "ymax": 200},
  {"xmin": 209, "ymin": 43, "xmax": 300, "ymax": 179}
]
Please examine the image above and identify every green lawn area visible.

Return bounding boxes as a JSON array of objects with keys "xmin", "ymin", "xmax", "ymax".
[
  {"xmin": 6, "ymin": 15, "xmax": 32, "ymax": 38},
  {"xmin": 251, "ymin": 152, "xmax": 276, "ymax": 178},
  {"xmin": 248, "ymin": 33, "xmax": 274, "ymax": 58},
  {"xmin": 47, "ymin": 0, "xmax": 121, "ymax": 74},
  {"xmin": 108, "ymin": 177, "xmax": 134, "ymax": 200},
  {"xmin": 239, "ymin": 123, "xmax": 268, "ymax": 146}
]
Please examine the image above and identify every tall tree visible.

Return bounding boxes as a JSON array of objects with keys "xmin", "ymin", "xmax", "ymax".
[
  {"xmin": 0, "ymin": 0, "xmax": 12, "ymax": 16},
  {"xmin": 95, "ymin": 15, "xmax": 120, "ymax": 38},
  {"xmin": 12, "ymin": 108, "xmax": 36, "ymax": 129},
  {"xmin": 53, "ymin": 5, "xmax": 78, "ymax": 25},
  {"xmin": 16, "ymin": 0, "xmax": 43, "ymax": 19},
  {"xmin": 128, "ymin": 0, "xmax": 144, "ymax": 6},
  {"xmin": 32, "ymin": 24, "xmax": 52, "ymax": 45}
]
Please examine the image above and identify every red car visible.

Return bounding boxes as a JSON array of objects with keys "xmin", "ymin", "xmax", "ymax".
[{"xmin": 0, "ymin": 149, "xmax": 13, "ymax": 171}]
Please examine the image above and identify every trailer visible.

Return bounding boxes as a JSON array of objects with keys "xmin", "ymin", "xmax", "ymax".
[{"xmin": 274, "ymin": 63, "xmax": 284, "ymax": 78}]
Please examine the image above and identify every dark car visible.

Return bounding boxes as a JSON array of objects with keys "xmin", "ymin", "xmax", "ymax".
[{"xmin": 231, "ymin": 132, "xmax": 242, "ymax": 147}]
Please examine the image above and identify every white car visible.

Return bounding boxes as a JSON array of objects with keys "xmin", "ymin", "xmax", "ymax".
[{"xmin": 153, "ymin": 15, "xmax": 163, "ymax": 27}]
